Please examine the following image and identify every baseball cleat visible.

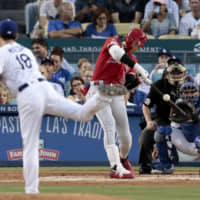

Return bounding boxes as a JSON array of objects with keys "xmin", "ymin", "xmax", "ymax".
[
  {"xmin": 110, "ymin": 164, "xmax": 134, "ymax": 178},
  {"xmin": 120, "ymin": 157, "xmax": 135, "ymax": 177},
  {"xmin": 139, "ymin": 164, "xmax": 152, "ymax": 174},
  {"xmin": 151, "ymin": 163, "xmax": 174, "ymax": 174}
]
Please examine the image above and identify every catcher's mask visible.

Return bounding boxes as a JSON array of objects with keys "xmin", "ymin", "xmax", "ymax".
[
  {"xmin": 166, "ymin": 63, "xmax": 186, "ymax": 86},
  {"xmin": 180, "ymin": 79, "xmax": 199, "ymax": 105},
  {"xmin": 125, "ymin": 29, "xmax": 147, "ymax": 52}
]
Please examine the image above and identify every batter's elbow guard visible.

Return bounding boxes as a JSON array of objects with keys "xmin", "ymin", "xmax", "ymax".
[{"xmin": 120, "ymin": 54, "xmax": 135, "ymax": 68}]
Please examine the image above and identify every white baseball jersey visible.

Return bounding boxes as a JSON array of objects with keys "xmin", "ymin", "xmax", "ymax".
[
  {"xmin": 0, "ymin": 41, "xmax": 111, "ymax": 194},
  {"xmin": 0, "ymin": 42, "xmax": 43, "ymax": 98}
]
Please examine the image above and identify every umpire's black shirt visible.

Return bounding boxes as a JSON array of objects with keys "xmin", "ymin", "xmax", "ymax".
[{"xmin": 143, "ymin": 78, "xmax": 180, "ymax": 124}]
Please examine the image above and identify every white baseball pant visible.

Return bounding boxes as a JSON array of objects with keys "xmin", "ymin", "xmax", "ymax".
[{"xmin": 87, "ymin": 85, "xmax": 132, "ymax": 168}]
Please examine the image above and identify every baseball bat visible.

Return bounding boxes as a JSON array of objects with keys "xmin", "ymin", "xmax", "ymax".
[{"xmin": 145, "ymin": 79, "xmax": 186, "ymax": 116}]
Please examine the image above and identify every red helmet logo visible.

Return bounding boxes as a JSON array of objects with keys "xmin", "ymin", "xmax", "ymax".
[{"xmin": 125, "ymin": 29, "xmax": 147, "ymax": 51}]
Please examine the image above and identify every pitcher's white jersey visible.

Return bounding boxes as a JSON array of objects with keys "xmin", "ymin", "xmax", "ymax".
[{"xmin": 0, "ymin": 42, "xmax": 43, "ymax": 98}]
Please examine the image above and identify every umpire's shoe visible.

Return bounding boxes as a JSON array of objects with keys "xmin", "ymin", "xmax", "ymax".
[
  {"xmin": 120, "ymin": 157, "xmax": 135, "ymax": 177},
  {"xmin": 110, "ymin": 164, "xmax": 134, "ymax": 178},
  {"xmin": 139, "ymin": 164, "xmax": 152, "ymax": 174}
]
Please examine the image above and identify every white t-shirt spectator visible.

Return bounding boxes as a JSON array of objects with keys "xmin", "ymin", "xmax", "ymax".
[{"xmin": 179, "ymin": 12, "xmax": 200, "ymax": 35}]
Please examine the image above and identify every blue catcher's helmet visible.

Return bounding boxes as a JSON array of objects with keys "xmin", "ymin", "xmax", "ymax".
[{"xmin": 180, "ymin": 79, "xmax": 199, "ymax": 105}]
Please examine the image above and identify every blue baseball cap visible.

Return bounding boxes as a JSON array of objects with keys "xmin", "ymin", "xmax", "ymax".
[
  {"xmin": 158, "ymin": 48, "xmax": 171, "ymax": 57},
  {"xmin": 0, "ymin": 19, "xmax": 18, "ymax": 36}
]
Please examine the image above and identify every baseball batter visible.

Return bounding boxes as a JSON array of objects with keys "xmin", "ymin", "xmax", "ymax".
[
  {"xmin": 0, "ymin": 19, "xmax": 111, "ymax": 194},
  {"xmin": 87, "ymin": 29, "xmax": 149, "ymax": 178}
]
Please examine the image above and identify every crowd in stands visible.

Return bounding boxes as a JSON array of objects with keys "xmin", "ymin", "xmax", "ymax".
[{"xmin": 24, "ymin": 0, "xmax": 200, "ymax": 39}]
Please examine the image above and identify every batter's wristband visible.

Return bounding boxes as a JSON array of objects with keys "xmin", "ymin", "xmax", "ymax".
[{"xmin": 120, "ymin": 54, "xmax": 135, "ymax": 68}]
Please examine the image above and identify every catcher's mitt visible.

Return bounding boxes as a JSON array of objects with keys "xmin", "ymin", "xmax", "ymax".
[
  {"xmin": 98, "ymin": 84, "xmax": 128, "ymax": 96},
  {"xmin": 169, "ymin": 100, "xmax": 195, "ymax": 123}
]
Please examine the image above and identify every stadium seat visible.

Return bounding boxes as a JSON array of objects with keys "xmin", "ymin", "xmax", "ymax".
[
  {"xmin": 158, "ymin": 34, "xmax": 191, "ymax": 39},
  {"xmin": 115, "ymin": 23, "xmax": 140, "ymax": 37},
  {"xmin": 81, "ymin": 23, "xmax": 90, "ymax": 31},
  {"xmin": 146, "ymin": 34, "xmax": 155, "ymax": 39}
]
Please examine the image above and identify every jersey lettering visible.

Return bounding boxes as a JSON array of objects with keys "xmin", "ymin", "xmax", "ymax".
[{"xmin": 16, "ymin": 53, "xmax": 32, "ymax": 69}]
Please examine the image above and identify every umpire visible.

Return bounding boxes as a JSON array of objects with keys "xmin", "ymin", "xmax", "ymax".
[{"xmin": 138, "ymin": 57, "xmax": 186, "ymax": 174}]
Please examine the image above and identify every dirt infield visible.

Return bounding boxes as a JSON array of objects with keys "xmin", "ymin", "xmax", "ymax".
[{"xmin": 0, "ymin": 170, "xmax": 200, "ymax": 200}]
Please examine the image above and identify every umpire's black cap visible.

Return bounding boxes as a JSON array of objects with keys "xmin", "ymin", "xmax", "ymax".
[{"xmin": 0, "ymin": 19, "xmax": 18, "ymax": 36}]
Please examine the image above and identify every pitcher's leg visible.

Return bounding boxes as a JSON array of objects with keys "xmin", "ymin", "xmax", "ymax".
[
  {"xmin": 46, "ymin": 90, "xmax": 111, "ymax": 122},
  {"xmin": 18, "ymin": 100, "xmax": 43, "ymax": 194}
]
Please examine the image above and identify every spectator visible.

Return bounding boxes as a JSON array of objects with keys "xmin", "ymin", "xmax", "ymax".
[
  {"xmin": 75, "ymin": 0, "xmax": 107, "ymax": 23},
  {"xmin": 50, "ymin": 47, "xmax": 72, "ymax": 95},
  {"xmin": 39, "ymin": 62, "xmax": 65, "ymax": 96},
  {"xmin": 84, "ymin": 7, "xmax": 117, "ymax": 38},
  {"xmin": 143, "ymin": 0, "xmax": 179, "ymax": 28},
  {"xmin": 175, "ymin": 0, "xmax": 190, "ymax": 16},
  {"xmin": 191, "ymin": 22, "xmax": 200, "ymax": 39},
  {"xmin": 32, "ymin": 38, "xmax": 75, "ymax": 74},
  {"xmin": 25, "ymin": 0, "xmax": 41, "ymax": 37},
  {"xmin": 48, "ymin": 2, "xmax": 82, "ymax": 38},
  {"xmin": 179, "ymin": 0, "xmax": 200, "ymax": 36},
  {"xmin": 0, "ymin": 85, "xmax": 10, "ymax": 104},
  {"xmin": 32, "ymin": 38, "xmax": 49, "ymax": 64},
  {"xmin": 109, "ymin": 0, "xmax": 137, "ymax": 23},
  {"xmin": 30, "ymin": 0, "xmax": 76, "ymax": 38},
  {"xmin": 77, "ymin": 58, "xmax": 93, "ymax": 79},
  {"xmin": 125, "ymin": 87, "xmax": 147, "ymax": 106},
  {"xmin": 150, "ymin": 48, "xmax": 171, "ymax": 82},
  {"xmin": 134, "ymin": 0, "xmax": 149, "ymax": 24},
  {"xmin": 67, "ymin": 76, "xmax": 86, "ymax": 104},
  {"xmin": 142, "ymin": 0, "xmax": 177, "ymax": 38},
  {"xmin": 82, "ymin": 69, "xmax": 93, "ymax": 83}
]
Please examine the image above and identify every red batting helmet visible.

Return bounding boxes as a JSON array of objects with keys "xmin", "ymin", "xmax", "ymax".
[{"xmin": 125, "ymin": 29, "xmax": 147, "ymax": 51}]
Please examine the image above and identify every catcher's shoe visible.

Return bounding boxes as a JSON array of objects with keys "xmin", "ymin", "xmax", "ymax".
[
  {"xmin": 151, "ymin": 163, "xmax": 174, "ymax": 174},
  {"xmin": 110, "ymin": 164, "xmax": 133, "ymax": 178},
  {"xmin": 120, "ymin": 157, "xmax": 135, "ymax": 177}
]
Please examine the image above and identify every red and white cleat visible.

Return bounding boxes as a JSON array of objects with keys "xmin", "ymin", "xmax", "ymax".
[
  {"xmin": 110, "ymin": 164, "xmax": 134, "ymax": 179},
  {"xmin": 120, "ymin": 157, "xmax": 135, "ymax": 177}
]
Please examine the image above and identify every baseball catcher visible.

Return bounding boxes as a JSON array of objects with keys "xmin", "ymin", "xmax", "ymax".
[{"xmin": 170, "ymin": 78, "xmax": 200, "ymax": 157}]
